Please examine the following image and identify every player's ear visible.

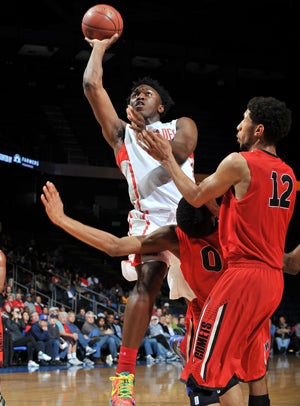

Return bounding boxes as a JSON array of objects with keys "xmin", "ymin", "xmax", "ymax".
[
  {"xmin": 158, "ymin": 104, "xmax": 165, "ymax": 114},
  {"xmin": 255, "ymin": 124, "xmax": 264, "ymax": 137}
]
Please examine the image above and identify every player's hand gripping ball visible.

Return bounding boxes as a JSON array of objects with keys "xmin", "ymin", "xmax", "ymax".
[{"xmin": 82, "ymin": 4, "xmax": 123, "ymax": 40}]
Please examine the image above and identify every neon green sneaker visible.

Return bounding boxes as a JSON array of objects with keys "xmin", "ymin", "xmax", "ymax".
[{"xmin": 109, "ymin": 372, "xmax": 135, "ymax": 406}]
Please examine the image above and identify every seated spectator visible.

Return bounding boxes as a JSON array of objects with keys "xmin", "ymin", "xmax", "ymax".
[
  {"xmin": 30, "ymin": 311, "xmax": 40, "ymax": 325},
  {"xmin": 275, "ymin": 315, "xmax": 292, "ymax": 355},
  {"xmin": 140, "ymin": 335, "xmax": 158, "ymax": 363},
  {"xmin": 105, "ymin": 313, "xmax": 122, "ymax": 347},
  {"xmin": 77, "ymin": 292, "xmax": 93, "ymax": 312},
  {"xmin": 80, "ymin": 273, "xmax": 89, "ymax": 288},
  {"xmin": 161, "ymin": 302, "xmax": 170, "ymax": 316},
  {"xmin": 3, "ymin": 293, "xmax": 15, "ymax": 314},
  {"xmin": 159, "ymin": 314, "xmax": 176, "ymax": 339},
  {"xmin": 34, "ymin": 295, "xmax": 45, "ymax": 315},
  {"xmin": 176, "ymin": 315, "xmax": 186, "ymax": 335},
  {"xmin": 148, "ymin": 315, "xmax": 174, "ymax": 351},
  {"xmin": 48, "ymin": 313, "xmax": 68, "ymax": 365},
  {"xmin": 61, "ymin": 284, "xmax": 77, "ymax": 308},
  {"xmin": 6, "ymin": 307, "xmax": 51, "ymax": 367},
  {"xmin": 57, "ymin": 311, "xmax": 83, "ymax": 366},
  {"xmin": 29, "ymin": 314, "xmax": 58, "ymax": 365},
  {"xmin": 81, "ymin": 311, "xmax": 104, "ymax": 365},
  {"xmin": 66, "ymin": 310, "xmax": 97, "ymax": 364},
  {"xmin": 75, "ymin": 308, "xmax": 86, "ymax": 329},
  {"xmin": 24, "ymin": 294, "xmax": 36, "ymax": 315},
  {"xmin": 291, "ymin": 321, "xmax": 300, "ymax": 356},
  {"xmin": 97, "ymin": 316, "xmax": 119, "ymax": 365},
  {"xmin": 87, "ymin": 274, "xmax": 99, "ymax": 289},
  {"xmin": 140, "ymin": 333, "xmax": 177, "ymax": 363},
  {"xmin": 12, "ymin": 292, "xmax": 25, "ymax": 310},
  {"xmin": 22, "ymin": 310, "xmax": 32, "ymax": 334}
]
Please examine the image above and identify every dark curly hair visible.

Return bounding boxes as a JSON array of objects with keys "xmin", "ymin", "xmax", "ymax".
[
  {"xmin": 127, "ymin": 76, "xmax": 175, "ymax": 117},
  {"xmin": 176, "ymin": 198, "xmax": 217, "ymax": 238},
  {"xmin": 247, "ymin": 96, "xmax": 292, "ymax": 145}
]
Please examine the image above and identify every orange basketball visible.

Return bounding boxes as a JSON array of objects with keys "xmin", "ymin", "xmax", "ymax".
[{"xmin": 81, "ymin": 4, "xmax": 123, "ymax": 41}]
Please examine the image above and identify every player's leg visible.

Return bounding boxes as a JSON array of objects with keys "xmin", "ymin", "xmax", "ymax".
[
  {"xmin": 110, "ymin": 260, "xmax": 167, "ymax": 406},
  {"xmin": 248, "ymin": 377, "xmax": 270, "ymax": 406}
]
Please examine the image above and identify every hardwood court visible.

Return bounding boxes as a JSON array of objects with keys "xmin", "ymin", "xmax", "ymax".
[{"xmin": 0, "ymin": 355, "xmax": 299, "ymax": 405}]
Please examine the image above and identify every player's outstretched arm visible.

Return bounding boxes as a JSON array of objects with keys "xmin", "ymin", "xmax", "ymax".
[
  {"xmin": 41, "ymin": 181, "xmax": 140, "ymax": 257},
  {"xmin": 41, "ymin": 181, "xmax": 176, "ymax": 258},
  {"xmin": 283, "ymin": 244, "xmax": 300, "ymax": 275}
]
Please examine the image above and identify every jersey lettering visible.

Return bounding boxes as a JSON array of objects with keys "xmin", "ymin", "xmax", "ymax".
[
  {"xmin": 201, "ymin": 246, "xmax": 222, "ymax": 272},
  {"xmin": 269, "ymin": 171, "xmax": 294, "ymax": 208}
]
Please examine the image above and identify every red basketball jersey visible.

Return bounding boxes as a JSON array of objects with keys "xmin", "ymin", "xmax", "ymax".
[{"xmin": 219, "ymin": 150, "xmax": 296, "ymax": 269}]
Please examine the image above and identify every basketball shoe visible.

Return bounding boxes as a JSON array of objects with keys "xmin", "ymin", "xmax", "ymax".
[{"xmin": 110, "ymin": 372, "xmax": 135, "ymax": 406}]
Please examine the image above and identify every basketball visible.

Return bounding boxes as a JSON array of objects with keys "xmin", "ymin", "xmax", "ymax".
[{"xmin": 81, "ymin": 4, "xmax": 123, "ymax": 41}]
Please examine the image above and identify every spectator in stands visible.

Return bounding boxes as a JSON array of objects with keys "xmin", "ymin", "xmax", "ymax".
[
  {"xmin": 48, "ymin": 313, "xmax": 68, "ymax": 365},
  {"xmin": 97, "ymin": 316, "xmax": 119, "ymax": 365},
  {"xmin": 75, "ymin": 307, "xmax": 86, "ymax": 329},
  {"xmin": 29, "ymin": 314, "xmax": 57, "ymax": 364},
  {"xmin": 1, "ymin": 284, "xmax": 14, "ymax": 303},
  {"xmin": 106, "ymin": 313, "xmax": 122, "ymax": 345},
  {"xmin": 176, "ymin": 315, "xmax": 186, "ymax": 335},
  {"xmin": 72, "ymin": 272, "xmax": 85, "ymax": 294},
  {"xmin": 26, "ymin": 287, "xmax": 36, "ymax": 302},
  {"xmin": 56, "ymin": 311, "xmax": 83, "ymax": 366},
  {"xmin": 34, "ymin": 295, "xmax": 45, "ymax": 314},
  {"xmin": 77, "ymin": 292, "xmax": 93, "ymax": 312},
  {"xmin": 93, "ymin": 281, "xmax": 109, "ymax": 305},
  {"xmin": 22, "ymin": 310, "xmax": 32, "ymax": 334},
  {"xmin": 275, "ymin": 315, "xmax": 292, "ymax": 355},
  {"xmin": 42, "ymin": 306, "xmax": 49, "ymax": 316},
  {"xmin": 161, "ymin": 302, "xmax": 170, "ymax": 316},
  {"xmin": 291, "ymin": 321, "xmax": 300, "ymax": 356},
  {"xmin": 61, "ymin": 284, "xmax": 77, "ymax": 308},
  {"xmin": 79, "ymin": 273, "xmax": 89, "ymax": 290},
  {"xmin": 145, "ymin": 319, "xmax": 177, "ymax": 362},
  {"xmin": 109, "ymin": 283, "xmax": 123, "ymax": 306},
  {"xmin": 148, "ymin": 315, "xmax": 174, "ymax": 353},
  {"xmin": 24, "ymin": 294, "xmax": 36, "ymax": 315},
  {"xmin": 12, "ymin": 292, "xmax": 25, "ymax": 310},
  {"xmin": 160, "ymin": 314, "xmax": 176, "ymax": 339},
  {"xmin": 6, "ymin": 307, "xmax": 51, "ymax": 367},
  {"xmin": 3, "ymin": 293, "xmax": 14, "ymax": 314},
  {"xmin": 139, "ymin": 335, "xmax": 159, "ymax": 364},
  {"xmin": 66, "ymin": 310, "xmax": 97, "ymax": 363},
  {"xmin": 87, "ymin": 274, "xmax": 99, "ymax": 289},
  {"xmin": 81, "ymin": 311, "xmax": 105, "ymax": 365},
  {"xmin": 30, "ymin": 311, "xmax": 40, "ymax": 325}
]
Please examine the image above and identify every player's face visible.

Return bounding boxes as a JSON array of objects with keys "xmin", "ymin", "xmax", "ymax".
[
  {"xmin": 129, "ymin": 85, "xmax": 163, "ymax": 117},
  {"xmin": 236, "ymin": 109, "xmax": 257, "ymax": 151}
]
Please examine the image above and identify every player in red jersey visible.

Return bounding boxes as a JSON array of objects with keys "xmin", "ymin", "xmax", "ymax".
[
  {"xmin": 136, "ymin": 96, "xmax": 296, "ymax": 406},
  {"xmin": 41, "ymin": 182, "xmax": 278, "ymax": 405}
]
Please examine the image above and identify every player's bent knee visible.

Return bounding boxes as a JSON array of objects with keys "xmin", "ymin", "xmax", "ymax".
[
  {"xmin": 189, "ymin": 389, "xmax": 220, "ymax": 406},
  {"xmin": 218, "ymin": 375, "xmax": 239, "ymax": 396}
]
